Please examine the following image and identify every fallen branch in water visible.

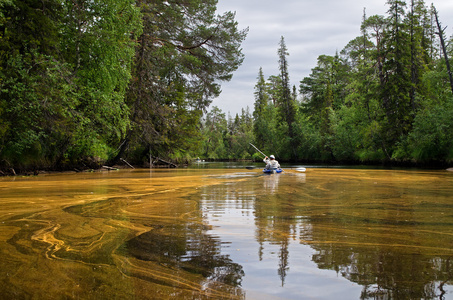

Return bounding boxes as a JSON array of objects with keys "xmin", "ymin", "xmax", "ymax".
[
  {"xmin": 102, "ymin": 166, "xmax": 118, "ymax": 171},
  {"xmin": 120, "ymin": 158, "xmax": 135, "ymax": 169},
  {"xmin": 150, "ymin": 156, "xmax": 177, "ymax": 168}
]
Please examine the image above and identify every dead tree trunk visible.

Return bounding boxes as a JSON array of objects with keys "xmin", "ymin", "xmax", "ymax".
[
  {"xmin": 434, "ymin": 7, "xmax": 453, "ymax": 94},
  {"xmin": 150, "ymin": 156, "xmax": 177, "ymax": 168},
  {"xmin": 107, "ymin": 136, "xmax": 130, "ymax": 166}
]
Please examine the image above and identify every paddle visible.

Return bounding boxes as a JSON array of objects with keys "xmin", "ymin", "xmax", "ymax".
[
  {"xmin": 248, "ymin": 143, "xmax": 306, "ymax": 172},
  {"xmin": 247, "ymin": 143, "xmax": 268, "ymax": 170},
  {"xmin": 246, "ymin": 166, "xmax": 306, "ymax": 172},
  {"xmin": 249, "ymin": 143, "xmax": 267, "ymax": 158},
  {"xmin": 246, "ymin": 165, "xmax": 306, "ymax": 172}
]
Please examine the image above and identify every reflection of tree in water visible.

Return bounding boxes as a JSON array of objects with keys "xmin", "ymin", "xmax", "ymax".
[
  {"xmin": 196, "ymin": 171, "xmax": 453, "ymax": 298},
  {"xmin": 299, "ymin": 182, "xmax": 453, "ymax": 300},
  {"xmin": 254, "ymin": 172, "xmax": 453, "ymax": 297},
  {"xmin": 122, "ymin": 222, "xmax": 245, "ymax": 292},
  {"xmin": 255, "ymin": 213, "xmax": 292, "ymax": 286},
  {"xmin": 255, "ymin": 174, "xmax": 297, "ymax": 286},
  {"xmin": 199, "ymin": 175, "xmax": 293, "ymax": 286},
  {"xmin": 278, "ymin": 239, "xmax": 289, "ymax": 286},
  {"xmin": 310, "ymin": 243, "xmax": 453, "ymax": 299}
]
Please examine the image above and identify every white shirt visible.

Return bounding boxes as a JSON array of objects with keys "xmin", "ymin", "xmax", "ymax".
[{"xmin": 263, "ymin": 157, "xmax": 280, "ymax": 169}]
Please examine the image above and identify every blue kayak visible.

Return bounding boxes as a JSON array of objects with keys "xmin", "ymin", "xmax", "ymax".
[{"xmin": 263, "ymin": 168, "xmax": 283, "ymax": 174}]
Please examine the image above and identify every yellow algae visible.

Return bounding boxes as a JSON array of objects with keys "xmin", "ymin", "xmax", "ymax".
[
  {"xmin": 0, "ymin": 167, "xmax": 453, "ymax": 299},
  {"xmin": 0, "ymin": 226, "xmax": 21, "ymax": 241},
  {"xmin": 0, "ymin": 169, "xmax": 248, "ymax": 298}
]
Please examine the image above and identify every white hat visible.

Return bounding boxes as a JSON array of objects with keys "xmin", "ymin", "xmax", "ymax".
[{"xmin": 270, "ymin": 155, "xmax": 275, "ymax": 159}]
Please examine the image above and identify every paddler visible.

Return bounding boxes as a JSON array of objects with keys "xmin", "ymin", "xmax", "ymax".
[{"xmin": 263, "ymin": 155, "xmax": 280, "ymax": 170}]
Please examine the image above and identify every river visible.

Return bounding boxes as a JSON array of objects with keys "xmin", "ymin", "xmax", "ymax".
[{"xmin": 0, "ymin": 165, "xmax": 452, "ymax": 299}]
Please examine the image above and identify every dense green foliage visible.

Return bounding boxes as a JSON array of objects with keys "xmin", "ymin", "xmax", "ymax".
[
  {"xmin": 0, "ymin": 0, "xmax": 142, "ymax": 169},
  {"xmin": 202, "ymin": 0, "xmax": 453, "ymax": 165},
  {"xmin": 200, "ymin": 106, "xmax": 253, "ymax": 160},
  {"xmin": 0, "ymin": 0, "xmax": 246, "ymax": 171},
  {"xmin": 2, "ymin": 0, "xmax": 452, "ymax": 169},
  {"xmin": 119, "ymin": 0, "xmax": 247, "ymax": 164}
]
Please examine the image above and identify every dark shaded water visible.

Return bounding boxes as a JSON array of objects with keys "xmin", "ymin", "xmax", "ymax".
[{"xmin": 1, "ymin": 167, "xmax": 452, "ymax": 299}]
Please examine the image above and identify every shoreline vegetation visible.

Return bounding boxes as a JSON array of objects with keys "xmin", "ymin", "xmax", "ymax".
[
  {"xmin": 1, "ymin": 1, "xmax": 453, "ymax": 174},
  {"xmin": 1, "ymin": 158, "xmax": 451, "ymax": 177}
]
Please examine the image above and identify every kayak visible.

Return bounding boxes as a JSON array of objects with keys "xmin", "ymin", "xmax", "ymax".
[{"xmin": 263, "ymin": 168, "xmax": 283, "ymax": 174}]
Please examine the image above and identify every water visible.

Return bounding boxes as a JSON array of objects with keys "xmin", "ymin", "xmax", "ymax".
[{"xmin": 1, "ymin": 167, "xmax": 452, "ymax": 299}]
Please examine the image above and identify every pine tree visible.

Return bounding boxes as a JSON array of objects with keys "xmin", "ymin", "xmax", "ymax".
[
  {"xmin": 433, "ymin": 6, "xmax": 453, "ymax": 94},
  {"xmin": 407, "ymin": 0, "xmax": 432, "ymax": 110},
  {"xmin": 254, "ymin": 68, "xmax": 269, "ymax": 117},
  {"xmin": 276, "ymin": 36, "xmax": 297, "ymax": 160},
  {"xmin": 116, "ymin": 0, "xmax": 247, "ymax": 163},
  {"xmin": 381, "ymin": 0, "xmax": 413, "ymax": 141},
  {"xmin": 253, "ymin": 68, "xmax": 269, "ymax": 149}
]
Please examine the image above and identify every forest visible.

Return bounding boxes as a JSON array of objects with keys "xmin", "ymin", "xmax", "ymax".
[
  {"xmin": 1, "ymin": 0, "xmax": 452, "ymax": 173},
  {"xmin": 0, "ymin": 0, "xmax": 247, "ymax": 172},
  {"xmin": 201, "ymin": 0, "xmax": 453, "ymax": 166}
]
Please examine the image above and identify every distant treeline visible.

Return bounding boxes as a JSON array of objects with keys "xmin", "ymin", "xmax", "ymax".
[
  {"xmin": 1, "ymin": 1, "xmax": 452, "ymax": 173},
  {"xmin": 201, "ymin": 0, "xmax": 453, "ymax": 166},
  {"xmin": 0, "ymin": 0, "xmax": 247, "ymax": 172}
]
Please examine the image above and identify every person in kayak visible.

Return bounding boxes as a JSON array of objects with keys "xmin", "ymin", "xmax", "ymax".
[{"xmin": 263, "ymin": 155, "xmax": 280, "ymax": 170}]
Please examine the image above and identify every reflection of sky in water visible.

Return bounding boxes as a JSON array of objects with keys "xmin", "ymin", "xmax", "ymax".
[
  {"xmin": 201, "ymin": 188, "xmax": 363, "ymax": 299},
  {"xmin": 199, "ymin": 168, "xmax": 453, "ymax": 299}
]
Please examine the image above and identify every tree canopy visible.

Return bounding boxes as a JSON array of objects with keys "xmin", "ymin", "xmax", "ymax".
[
  {"xmin": 0, "ymin": 0, "xmax": 247, "ymax": 171},
  {"xmin": 2, "ymin": 0, "xmax": 453, "ymax": 171},
  {"xmin": 202, "ymin": 0, "xmax": 453, "ymax": 166}
]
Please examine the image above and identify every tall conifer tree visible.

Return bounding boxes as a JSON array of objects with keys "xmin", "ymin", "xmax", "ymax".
[
  {"xmin": 277, "ymin": 36, "xmax": 297, "ymax": 159},
  {"xmin": 382, "ymin": 0, "xmax": 413, "ymax": 142},
  {"xmin": 253, "ymin": 67, "xmax": 270, "ymax": 149},
  {"xmin": 115, "ymin": 0, "xmax": 247, "ymax": 163}
]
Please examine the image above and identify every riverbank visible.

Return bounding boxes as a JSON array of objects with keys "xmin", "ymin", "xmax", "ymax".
[{"xmin": 1, "ymin": 157, "xmax": 452, "ymax": 177}]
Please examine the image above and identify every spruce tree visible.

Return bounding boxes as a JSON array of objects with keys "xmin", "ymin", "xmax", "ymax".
[
  {"xmin": 276, "ymin": 36, "xmax": 297, "ymax": 160},
  {"xmin": 381, "ymin": 0, "xmax": 413, "ymax": 143},
  {"xmin": 253, "ymin": 67, "xmax": 270, "ymax": 149}
]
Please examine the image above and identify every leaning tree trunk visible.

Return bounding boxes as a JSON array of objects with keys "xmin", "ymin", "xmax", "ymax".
[
  {"xmin": 107, "ymin": 136, "xmax": 130, "ymax": 166},
  {"xmin": 434, "ymin": 8, "xmax": 453, "ymax": 94}
]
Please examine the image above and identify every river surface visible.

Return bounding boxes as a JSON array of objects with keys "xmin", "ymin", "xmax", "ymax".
[{"xmin": 1, "ymin": 166, "xmax": 453, "ymax": 299}]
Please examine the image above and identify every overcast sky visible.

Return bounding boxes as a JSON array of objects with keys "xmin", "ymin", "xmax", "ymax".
[{"xmin": 212, "ymin": 0, "xmax": 453, "ymax": 116}]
